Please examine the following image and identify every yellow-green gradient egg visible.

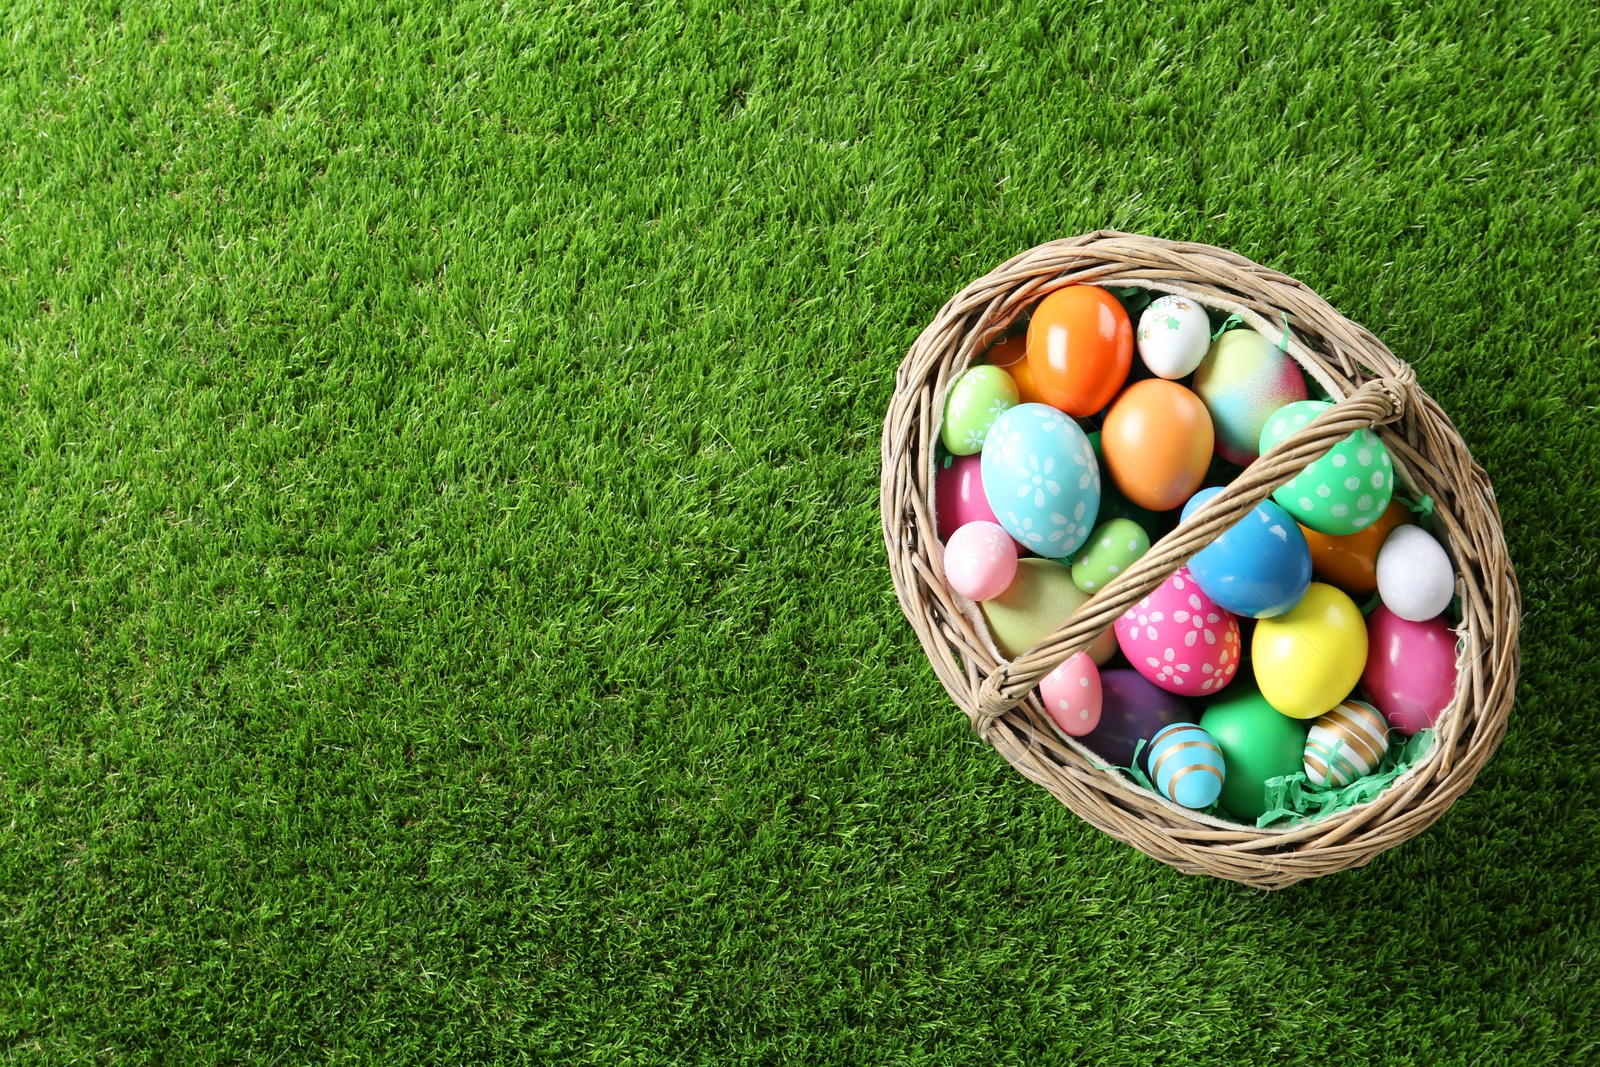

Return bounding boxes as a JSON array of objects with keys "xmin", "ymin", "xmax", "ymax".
[{"xmin": 1193, "ymin": 329, "xmax": 1308, "ymax": 465}]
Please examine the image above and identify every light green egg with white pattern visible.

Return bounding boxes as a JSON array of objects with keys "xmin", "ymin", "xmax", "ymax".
[
  {"xmin": 1260, "ymin": 400, "xmax": 1394, "ymax": 536},
  {"xmin": 941, "ymin": 365, "xmax": 1019, "ymax": 455},
  {"xmin": 1070, "ymin": 518, "xmax": 1151, "ymax": 594}
]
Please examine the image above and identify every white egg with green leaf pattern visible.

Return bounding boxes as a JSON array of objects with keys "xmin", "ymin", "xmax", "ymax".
[{"xmin": 1136, "ymin": 294, "xmax": 1212, "ymax": 379}]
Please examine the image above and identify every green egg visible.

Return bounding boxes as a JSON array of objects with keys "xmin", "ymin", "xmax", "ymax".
[
  {"xmin": 1070, "ymin": 519, "xmax": 1150, "ymax": 594},
  {"xmin": 941, "ymin": 365, "xmax": 1019, "ymax": 455},
  {"xmin": 1199, "ymin": 681, "xmax": 1308, "ymax": 823},
  {"xmin": 1259, "ymin": 400, "xmax": 1394, "ymax": 536}
]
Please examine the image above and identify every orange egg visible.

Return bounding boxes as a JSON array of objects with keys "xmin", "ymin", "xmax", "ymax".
[
  {"xmin": 1025, "ymin": 286, "xmax": 1133, "ymax": 416},
  {"xmin": 1006, "ymin": 349, "xmax": 1053, "ymax": 406},
  {"xmin": 1101, "ymin": 379, "xmax": 1214, "ymax": 511},
  {"xmin": 1300, "ymin": 498, "xmax": 1410, "ymax": 595},
  {"xmin": 985, "ymin": 333, "xmax": 1027, "ymax": 368}
]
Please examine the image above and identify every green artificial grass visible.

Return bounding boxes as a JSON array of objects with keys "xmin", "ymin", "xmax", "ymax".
[{"xmin": 1, "ymin": 0, "xmax": 1598, "ymax": 1062}]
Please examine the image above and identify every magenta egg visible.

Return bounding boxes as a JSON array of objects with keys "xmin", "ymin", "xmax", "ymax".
[
  {"xmin": 1361, "ymin": 605, "xmax": 1459, "ymax": 736},
  {"xmin": 942, "ymin": 521, "xmax": 1018, "ymax": 602},
  {"xmin": 1113, "ymin": 566, "xmax": 1242, "ymax": 696},
  {"xmin": 935, "ymin": 454, "xmax": 1027, "ymax": 552},
  {"xmin": 1040, "ymin": 651, "xmax": 1102, "ymax": 737}
]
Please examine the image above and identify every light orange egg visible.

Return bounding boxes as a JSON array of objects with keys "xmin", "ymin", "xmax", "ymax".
[
  {"xmin": 1006, "ymin": 350, "xmax": 1053, "ymax": 406},
  {"xmin": 1025, "ymin": 286, "xmax": 1132, "ymax": 416},
  {"xmin": 1300, "ymin": 498, "xmax": 1410, "ymax": 595},
  {"xmin": 1101, "ymin": 379, "xmax": 1214, "ymax": 511}
]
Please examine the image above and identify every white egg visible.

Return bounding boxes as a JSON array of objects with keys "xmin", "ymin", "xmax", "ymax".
[
  {"xmin": 1136, "ymin": 294, "xmax": 1212, "ymax": 379},
  {"xmin": 1375, "ymin": 524, "xmax": 1454, "ymax": 621}
]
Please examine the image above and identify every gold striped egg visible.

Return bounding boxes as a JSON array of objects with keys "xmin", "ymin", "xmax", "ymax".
[
  {"xmin": 1148, "ymin": 723, "xmax": 1226, "ymax": 809},
  {"xmin": 1304, "ymin": 699, "xmax": 1392, "ymax": 788}
]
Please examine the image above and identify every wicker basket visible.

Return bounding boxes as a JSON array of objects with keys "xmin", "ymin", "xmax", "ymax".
[{"xmin": 881, "ymin": 232, "xmax": 1520, "ymax": 889}]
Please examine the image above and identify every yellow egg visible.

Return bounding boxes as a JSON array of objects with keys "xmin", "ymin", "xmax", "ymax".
[
  {"xmin": 1250, "ymin": 583, "xmax": 1368, "ymax": 718},
  {"xmin": 981, "ymin": 558, "xmax": 1118, "ymax": 664}
]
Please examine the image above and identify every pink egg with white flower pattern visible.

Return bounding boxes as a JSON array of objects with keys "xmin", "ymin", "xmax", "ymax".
[
  {"xmin": 942, "ymin": 520, "xmax": 1019, "ymax": 602},
  {"xmin": 1114, "ymin": 566, "xmax": 1242, "ymax": 696},
  {"xmin": 1040, "ymin": 652, "xmax": 1102, "ymax": 737}
]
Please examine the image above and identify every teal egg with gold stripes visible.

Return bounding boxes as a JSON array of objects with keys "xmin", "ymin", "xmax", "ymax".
[{"xmin": 1147, "ymin": 723, "xmax": 1227, "ymax": 809}]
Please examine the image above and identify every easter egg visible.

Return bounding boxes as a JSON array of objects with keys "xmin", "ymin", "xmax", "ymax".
[
  {"xmin": 1006, "ymin": 351, "xmax": 1053, "ymax": 406},
  {"xmin": 980, "ymin": 558, "xmax": 1119, "ymax": 664},
  {"xmin": 985, "ymin": 333, "xmax": 1027, "ymax": 368},
  {"xmin": 1251, "ymin": 582, "xmax": 1368, "ymax": 718},
  {"xmin": 1192, "ymin": 329, "xmax": 1309, "ymax": 465},
  {"xmin": 936, "ymin": 455, "xmax": 1003, "ymax": 542},
  {"xmin": 1148, "ymin": 723, "xmax": 1227, "ymax": 809},
  {"xmin": 1086, "ymin": 432, "xmax": 1167, "ymax": 540},
  {"xmin": 1180, "ymin": 487, "xmax": 1312, "ymax": 618},
  {"xmin": 1070, "ymin": 519, "xmax": 1150, "ymax": 594},
  {"xmin": 1301, "ymin": 498, "xmax": 1409, "ymax": 595},
  {"xmin": 1040, "ymin": 651, "xmax": 1102, "ymax": 737},
  {"xmin": 942, "ymin": 521, "xmax": 1018, "ymax": 602},
  {"xmin": 941, "ymin": 365, "xmax": 1019, "ymax": 455},
  {"xmin": 1025, "ymin": 285, "xmax": 1133, "ymax": 416},
  {"xmin": 1136, "ymin": 294, "xmax": 1212, "ymax": 379},
  {"xmin": 981, "ymin": 403, "xmax": 1101, "ymax": 558},
  {"xmin": 1113, "ymin": 566, "xmax": 1242, "ymax": 696},
  {"xmin": 1376, "ymin": 524, "xmax": 1455, "ymax": 622},
  {"xmin": 1303, "ymin": 699, "xmax": 1392, "ymax": 788},
  {"xmin": 1079, "ymin": 669, "xmax": 1194, "ymax": 770},
  {"xmin": 1260, "ymin": 401, "xmax": 1395, "ymax": 535},
  {"xmin": 1362, "ymin": 606, "xmax": 1458, "ymax": 736},
  {"xmin": 1199, "ymin": 682, "xmax": 1308, "ymax": 822},
  {"xmin": 1101, "ymin": 379, "xmax": 1215, "ymax": 511}
]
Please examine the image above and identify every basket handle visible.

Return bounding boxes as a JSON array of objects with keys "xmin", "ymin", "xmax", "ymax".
[{"xmin": 971, "ymin": 376, "xmax": 1411, "ymax": 737}]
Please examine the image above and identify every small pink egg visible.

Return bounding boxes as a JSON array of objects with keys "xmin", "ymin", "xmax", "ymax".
[
  {"xmin": 1361, "ymin": 606, "xmax": 1459, "ymax": 736},
  {"xmin": 935, "ymin": 454, "xmax": 1027, "ymax": 552},
  {"xmin": 1113, "ymin": 566, "xmax": 1241, "ymax": 696},
  {"xmin": 1041, "ymin": 651, "xmax": 1102, "ymax": 736},
  {"xmin": 943, "ymin": 521, "xmax": 1018, "ymax": 602}
]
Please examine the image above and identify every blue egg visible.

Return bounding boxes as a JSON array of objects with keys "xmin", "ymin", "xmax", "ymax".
[
  {"xmin": 981, "ymin": 403, "xmax": 1101, "ymax": 559},
  {"xmin": 1148, "ymin": 723, "xmax": 1226, "ymax": 809},
  {"xmin": 1180, "ymin": 487, "xmax": 1312, "ymax": 618}
]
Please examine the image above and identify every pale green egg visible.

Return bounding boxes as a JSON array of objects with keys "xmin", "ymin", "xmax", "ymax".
[
  {"xmin": 1070, "ymin": 518, "xmax": 1151, "ymax": 594},
  {"xmin": 1260, "ymin": 400, "xmax": 1394, "ymax": 536},
  {"xmin": 941, "ymin": 365, "xmax": 1019, "ymax": 455}
]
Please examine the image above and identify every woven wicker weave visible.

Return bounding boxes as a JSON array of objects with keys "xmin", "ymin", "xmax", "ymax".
[{"xmin": 880, "ymin": 232, "xmax": 1519, "ymax": 889}]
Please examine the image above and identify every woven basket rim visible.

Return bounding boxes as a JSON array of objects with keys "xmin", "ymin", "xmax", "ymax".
[{"xmin": 880, "ymin": 231, "xmax": 1521, "ymax": 889}]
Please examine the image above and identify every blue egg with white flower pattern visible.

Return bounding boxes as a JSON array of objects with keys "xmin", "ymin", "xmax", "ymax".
[
  {"xmin": 980, "ymin": 403, "xmax": 1101, "ymax": 559},
  {"xmin": 1180, "ymin": 487, "xmax": 1313, "ymax": 618}
]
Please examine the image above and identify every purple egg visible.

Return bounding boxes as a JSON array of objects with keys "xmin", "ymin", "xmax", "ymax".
[{"xmin": 1079, "ymin": 668, "xmax": 1196, "ymax": 770}]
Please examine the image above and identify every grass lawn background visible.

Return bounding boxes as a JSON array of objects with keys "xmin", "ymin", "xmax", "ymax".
[{"xmin": 2, "ymin": 0, "xmax": 1598, "ymax": 1062}]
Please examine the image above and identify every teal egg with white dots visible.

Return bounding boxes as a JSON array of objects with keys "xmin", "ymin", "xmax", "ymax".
[
  {"xmin": 1071, "ymin": 519, "xmax": 1150, "ymax": 594},
  {"xmin": 941, "ymin": 365, "xmax": 1019, "ymax": 455},
  {"xmin": 1147, "ymin": 723, "xmax": 1226, "ymax": 809},
  {"xmin": 1259, "ymin": 400, "xmax": 1394, "ymax": 536},
  {"xmin": 981, "ymin": 403, "xmax": 1101, "ymax": 558}
]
